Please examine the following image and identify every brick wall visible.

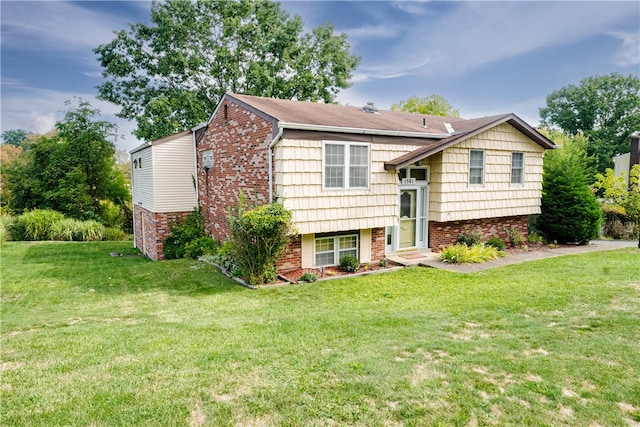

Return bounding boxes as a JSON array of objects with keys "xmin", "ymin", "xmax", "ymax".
[
  {"xmin": 429, "ymin": 215, "xmax": 529, "ymax": 250},
  {"xmin": 197, "ymin": 99, "xmax": 272, "ymax": 242},
  {"xmin": 276, "ymin": 236, "xmax": 302, "ymax": 272},
  {"xmin": 133, "ymin": 205, "xmax": 190, "ymax": 260},
  {"xmin": 371, "ymin": 227, "xmax": 386, "ymax": 262}
]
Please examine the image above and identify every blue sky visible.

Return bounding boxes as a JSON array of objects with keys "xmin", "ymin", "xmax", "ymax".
[{"xmin": 2, "ymin": 1, "xmax": 639, "ymax": 152}]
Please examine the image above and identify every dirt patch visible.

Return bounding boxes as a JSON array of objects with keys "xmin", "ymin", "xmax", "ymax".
[
  {"xmin": 188, "ymin": 400, "xmax": 206, "ymax": 427},
  {"xmin": 278, "ymin": 260, "xmax": 402, "ymax": 284}
]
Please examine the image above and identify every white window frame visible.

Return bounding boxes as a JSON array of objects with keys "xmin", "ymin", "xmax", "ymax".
[
  {"xmin": 323, "ymin": 142, "xmax": 370, "ymax": 190},
  {"xmin": 469, "ymin": 149, "xmax": 485, "ymax": 186},
  {"xmin": 314, "ymin": 234, "xmax": 359, "ymax": 267},
  {"xmin": 511, "ymin": 152, "xmax": 524, "ymax": 185}
]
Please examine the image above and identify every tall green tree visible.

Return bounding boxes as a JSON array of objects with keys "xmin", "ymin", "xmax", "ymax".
[
  {"xmin": 1, "ymin": 129, "xmax": 31, "ymax": 147},
  {"xmin": 4, "ymin": 100, "xmax": 130, "ymax": 225},
  {"xmin": 391, "ymin": 94, "xmax": 460, "ymax": 116},
  {"xmin": 537, "ymin": 132, "xmax": 601, "ymax": 244},
  {"xmin": 95, "ymin": 0, "xmax": 360, "ymax": 142},
  {"xmin": 539, "ymin": 73, "xmax": 640, "ymax": 173}
]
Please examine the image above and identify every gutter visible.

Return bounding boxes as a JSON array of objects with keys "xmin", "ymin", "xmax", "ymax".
[
  {"xmin": 277, "ymin": 122, "xmax": 452, "ymax": 139},
  {"xmin": 268, "ymin": 125, "xmax": 284, "ymax": 203}
]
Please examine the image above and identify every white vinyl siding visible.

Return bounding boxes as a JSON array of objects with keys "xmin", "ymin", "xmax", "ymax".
[
  {"xmin": 324, "ymin": 142, "xmax": 369, "ymax": 189},
  {"xmin": 469, "ymin": 150, "xmax": 484, "ymax": 185},
  {"xmin": 130, "ymin": 133, "xmax": 197, "ymax": 213},
  {"xmin": 511, "ymin": 152, "xmax": 524, "ymax": 185},
  {"xmin": 315, "ymin": 234, "xmax": 359, "ymax": 267}
]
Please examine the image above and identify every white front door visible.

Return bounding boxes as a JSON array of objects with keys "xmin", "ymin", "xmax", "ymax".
[{"xmin": 393, "ymin": 167, "xmax": 429, "ymax": 251}]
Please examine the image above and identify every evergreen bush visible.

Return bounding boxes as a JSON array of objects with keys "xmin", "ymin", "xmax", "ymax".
[{"xmin": 537, "ymin": 138, "xmax": 601, "ymax": 244}]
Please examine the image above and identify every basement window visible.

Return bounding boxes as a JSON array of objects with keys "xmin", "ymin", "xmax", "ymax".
[{"xmin": 315, "ymin": 234, "xmax": 359, "ymax": 267}]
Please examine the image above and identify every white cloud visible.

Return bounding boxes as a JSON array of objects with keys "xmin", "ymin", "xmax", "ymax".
[
  {"xmin": 610, "ymin": 31, "xmax": 640, "ymax": 67},
  {"xmin": 0, "ymin": 81, "xmax": 142, "ymax": 152},
  {"xmin": 365, "ymin": 2, "xmax": 640, "ymax": 80},
  {"xmin": 391, "ymin": 0, "xmax": 431, "ymax": 16},
  {"xmin": 1, "ymin": 1, "xmax": 149, "ymax": 53}
]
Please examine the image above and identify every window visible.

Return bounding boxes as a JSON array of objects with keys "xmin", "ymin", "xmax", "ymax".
[
  {"xmin": 315, "ymin": 234, "xmax": 359, "ymax": 266},
  {"xmin": 469, "ymin": 150, "xmax": 484, "ymax": 185},
  {"xmin": 511, "ymin": 152, "xmax": 524, "ymax": 185},
  {"xmin": 324, "ymin": 142, "xmax": 369, "ymax": 189}
]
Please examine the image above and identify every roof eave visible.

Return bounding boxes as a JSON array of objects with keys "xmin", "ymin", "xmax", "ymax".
[{"xmin": 384, "ymin": 114, "xmax": 556, "ymax": 171}]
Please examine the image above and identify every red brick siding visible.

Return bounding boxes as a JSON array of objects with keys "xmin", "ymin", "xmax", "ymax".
[
  {"xmin": 197, "ymin": 99, "xmax": 272, "ymax": 242},
  {"xmin": 371, "ymin": 227, "xmax": 386, "ymax": 262},
  {"xmin": 133, "ymin": 205, "xmax": 190, "ymax": 261},
  {"xmin": 429, "ymin": 215, "xmax": 529, "ymax": 250},
  {"xmin": 276, "ymin": 236, "xmax": 301, "ymax": 272}
]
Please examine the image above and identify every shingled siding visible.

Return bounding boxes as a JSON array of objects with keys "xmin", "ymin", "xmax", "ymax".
[
  {"xmin": 429, "ymin": 123, "xmax": 545, "ymax": 223},
  {"xmin": 274, "ymin": 138, "xmax": 423, "ymax": 235},
  {"xmin": 197, "ymin": 99, "xmax": 272, "ymax": 242}
]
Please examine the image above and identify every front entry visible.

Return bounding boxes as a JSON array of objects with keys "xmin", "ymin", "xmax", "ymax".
[{"xmin": 387, "ymin": 166, "xmax": 429, "ymax": 252}]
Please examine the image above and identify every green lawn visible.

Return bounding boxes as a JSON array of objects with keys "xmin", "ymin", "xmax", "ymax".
[{"xmin": 2, "ymin": 241, "xmax": 639, "ymax": 426}]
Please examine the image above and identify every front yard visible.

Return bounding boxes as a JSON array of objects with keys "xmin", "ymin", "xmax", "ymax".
[{"xmin": 1, "ymin": 241, "xmax": 639, "ymax": 426}]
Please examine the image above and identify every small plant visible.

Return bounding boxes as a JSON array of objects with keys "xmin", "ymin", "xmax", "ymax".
[
  {"xmin": 527, "ymin": 230, "xmax": 544, "ymax": 245},
  {"xmin": 378, "ymin": 258, "xmax": 387, "ymax": 267},
  {"xmin": 338, "ymin": 255, "xmax": 360, "ymax": 272},
  {"xmin": 507, "ymin": 227, "xmax": 526, "ymax": 247},
  {"xmin": 184, "ymin": 236, "xmax": 219, "ymax": 259},
  {"xmin": 457, "ymin": 231, "xmax": 483, "ymax": 246},
  {"xmin": 298, "ymin": 272, "xmax": 318, "ymax": 283},
  {"xmin": 485, "ymin": 237, "xmax": 505, "ymax": 251}
]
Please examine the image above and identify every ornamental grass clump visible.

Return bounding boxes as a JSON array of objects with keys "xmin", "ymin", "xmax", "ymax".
[{"xmin": 440, "ymin": 243, "xmax": 504, "ymax": 264}]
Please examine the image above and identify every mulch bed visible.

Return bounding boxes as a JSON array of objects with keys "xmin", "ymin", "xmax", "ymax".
[{"xmin": 278, "ymin": 260, "xmax": 403, "ymax": 284}]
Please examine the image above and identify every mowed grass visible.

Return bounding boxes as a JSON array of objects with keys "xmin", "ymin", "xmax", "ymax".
[{"xmin": 2, "ymin": 242, "xmax": 639, "ymax": 426}]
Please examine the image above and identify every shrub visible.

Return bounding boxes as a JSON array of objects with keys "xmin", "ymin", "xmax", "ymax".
[
  {"xmin": 457, "ymin": 231, "xmax": 482, "ymax": 246},
  {"xmin": 228, "ymin": 195, "xmax": 294, "ymax": 286},
  {"xmin": 298, "ymin": 272, "xmax": 318, "ymax": 283},
  {"xmin": 485, "ymin": 237, "xmax": 505, "ymax": 251},
  {"xmin": 527, "ymin": 230, "xmax": 544, "ymax": 245},
  {"xmin": 163, "ymin": 208, "xmax": 206, "ymax": 259},
  {"xmin": 0, "ymin": 215, "xmax": 15, "ymax": 244},
  {"xmin": 538, "ymin": 139, "xmax": 601, "ymax": 244},
  {"xmin": 338, "ymin": 255, "xmax": 360, "ymax": 272},
  {"xmin": 184, "ymin": 236, "xmax": 219, "ymax": 259},
  {"xmin": 440, "ymin": 243, "xmax": 503, "ymax": 264},
  {"xmin": 506, "ymin": 228, "xmax": 526, "ymax": 247},
  {"xmin": 103, "ymin": 227, "xmax": 128, "ymax": 241}
]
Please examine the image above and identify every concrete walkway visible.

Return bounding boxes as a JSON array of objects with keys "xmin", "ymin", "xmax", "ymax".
[{"xmin": 387, "ymin": 240, "xmax": 639, "ymax": 273}]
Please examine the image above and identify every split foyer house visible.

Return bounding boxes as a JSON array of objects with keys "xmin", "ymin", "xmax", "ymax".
[{"xmin": 133, "ymin": 93, "xmax": 556, "ymax": 270}]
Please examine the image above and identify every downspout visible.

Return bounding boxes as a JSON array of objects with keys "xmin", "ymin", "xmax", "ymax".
[
  {"xmin": 268, "ymin": 125, "xmax": 284, "ymax": 203},
  {"xmin": 192, "ymin": 130, "xmax": 199, "ymax": 207}
]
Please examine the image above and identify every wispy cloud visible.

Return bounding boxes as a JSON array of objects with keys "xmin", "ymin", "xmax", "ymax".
[
  {"xmin": 609, "ymin": 31, "xmax": 640, "ymax": 67},
  {"xmin": 365, "ymin": 2, "xmax": 639, "ymax": 80},
  {"xmin": 1, "ymin": 1, "xmax": 131, "ymax": 52}
]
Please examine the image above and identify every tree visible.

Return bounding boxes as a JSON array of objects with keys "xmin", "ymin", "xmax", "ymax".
[
  {"xmin": 594, "ymin": 165, "xmax": 640, "ymax": 243},
  {"xmin": 3, "ymin": 100, "xmax": 130, "ymax": 226},
  {"xmin": 537, "ymin": 132, "xmax": 601, "ymax": 244},
  {"xmin": 1, "ymin": 129, "xmax": 31, "ymax": 147},
  {"xmin": 95, "ymin": 0, "xmax": 360, "ymax": 142},
  {"xmin": 391, "ymin": 94, "xmax": 460, "ymax": 116},
  {"xmin": 539, "ymin": 73, "xmax": 640, "ymax": 173}
]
